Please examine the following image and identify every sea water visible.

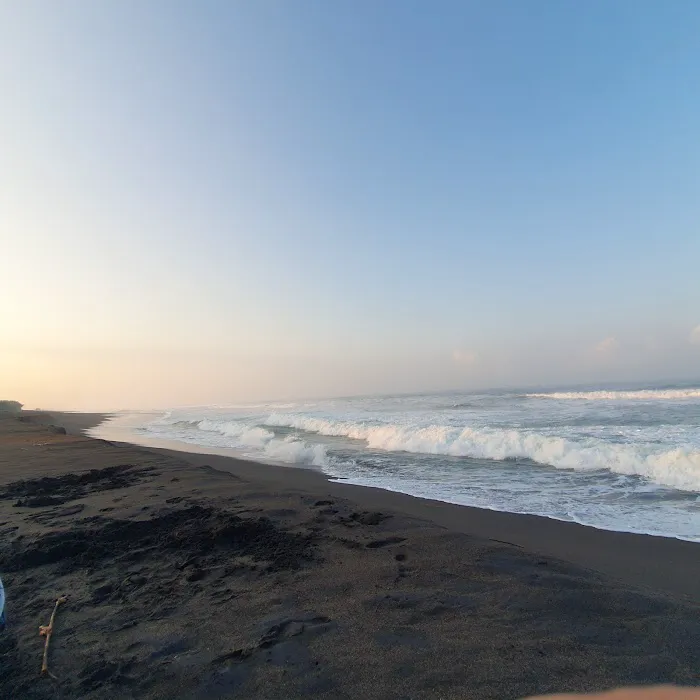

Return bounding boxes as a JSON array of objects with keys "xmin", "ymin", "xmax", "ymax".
[{"xmin": 100, "ymin": 383, "xmax": 700, "ymax": 542}]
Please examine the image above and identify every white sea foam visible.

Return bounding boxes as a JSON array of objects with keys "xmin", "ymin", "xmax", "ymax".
[
  {"xmin": 188, "ymin": 418, "xmax": 331, "ymax": 467},
  {"xmin": 132, "ymin": 412, "xmax": 333, "ymax": 468},
  {"xmin": 122, "ymin": 388, "xmax": 700, "ymax": 540},
  {"xmin": 197, "ymin": 419, "xmax": 274, "ymax": 446},
  {"xmin": 526, "ymin": 388, "xmax": 700, "ymax": 401},
  {"xmin": 264, "ymin": 413, "xmax": 700, "ymax": 492}
]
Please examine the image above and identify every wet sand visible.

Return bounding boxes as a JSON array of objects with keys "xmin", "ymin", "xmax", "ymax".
[{"xmin": 1, "ymin": 412, "xmax": 699, "ymax": 699}]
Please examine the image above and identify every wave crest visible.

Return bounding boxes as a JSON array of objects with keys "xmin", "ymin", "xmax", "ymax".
[
  {"xmin": 265, "ymin": 413, "xmax": 700, "ymax": 492},
  {"xmin": 146, "ymin": 417, "xmax": 331, "ymax": 468},
  {"xmin": 526, "ymin": 388, "xmax": 700, "ymax": 401}
]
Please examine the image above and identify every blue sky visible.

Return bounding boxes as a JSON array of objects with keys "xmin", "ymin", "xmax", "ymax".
[{"xmin": 1, "ymin": 1, "xmax": 699, "ymax": 408}]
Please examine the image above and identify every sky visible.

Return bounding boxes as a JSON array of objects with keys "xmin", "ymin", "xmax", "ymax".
[{"xmin": 1, "ymin": 0, "xmax": 699, "ymax": 410}]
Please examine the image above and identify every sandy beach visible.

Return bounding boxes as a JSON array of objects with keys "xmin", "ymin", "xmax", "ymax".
[{"xmin": 1, "ymin": 412, "xmax": 699, "ymax": 699}]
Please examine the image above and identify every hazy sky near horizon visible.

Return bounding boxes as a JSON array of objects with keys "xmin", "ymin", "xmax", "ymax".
[{"xmin": 2, "ymin": 1, "xmax": 699, "ymax": 410}]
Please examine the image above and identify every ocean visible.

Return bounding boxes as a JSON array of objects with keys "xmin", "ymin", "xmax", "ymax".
[{"xmin": 98, "ymin": 383, "xmax": 700, "ymax": 542}]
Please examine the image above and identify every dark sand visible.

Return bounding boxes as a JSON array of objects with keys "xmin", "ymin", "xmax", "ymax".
[{"xmin": 1, "ymin": 413, "xmax": 698, "ymax": 699}]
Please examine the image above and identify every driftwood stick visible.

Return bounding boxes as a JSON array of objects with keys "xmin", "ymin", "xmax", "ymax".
[{"xmin": 39, "ymin": 595, "xmax": 67, "ymax": 677}]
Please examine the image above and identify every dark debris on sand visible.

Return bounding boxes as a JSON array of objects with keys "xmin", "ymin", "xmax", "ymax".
[
  {"xmin": 0, "ymin": 468, "xmax": 319, "ymax": 700},
  {"xmin": 2, "ymin": 504, "xmax": 315, "ymax": 574},
  {"xmin": 0, "ymin": 465, "xmax": 157, "ymax": 508}
]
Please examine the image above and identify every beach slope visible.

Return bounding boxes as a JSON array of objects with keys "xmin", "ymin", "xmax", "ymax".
[{"xmin": 1, "ymin": 413, "xmax": 698, "ymax": 699}]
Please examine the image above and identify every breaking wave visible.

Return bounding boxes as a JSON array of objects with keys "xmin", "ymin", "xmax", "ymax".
[
  {"xmin": 100, "ymin": 388, "xmax": 700, "ymax": 541},
  {"xmin": 199, "ymin": 419, "xmax": 331, "ymax": 467},
  {"xmin": 526, "ymin": 388, "xmax": 700, "ymax": 401},
  {"xmin": 147, "ymin": 417, "xmax": 332, "ymax": 468},
  {"xmin": 264, "ymin": 413, "xmax": 700, "ymax": 492}
]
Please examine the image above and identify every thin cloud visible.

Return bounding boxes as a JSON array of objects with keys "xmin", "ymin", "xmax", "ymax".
[
  {"xmin": 690, "ymin": 325, "xmax": 700, "ymax": 346},
  {"xmin": 593, "ymin": 337, "xmax": 619, "ymax": 356},
  {"xmin": 452, "ymin": 349, "xmax": 479, "ymax": 366}
]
